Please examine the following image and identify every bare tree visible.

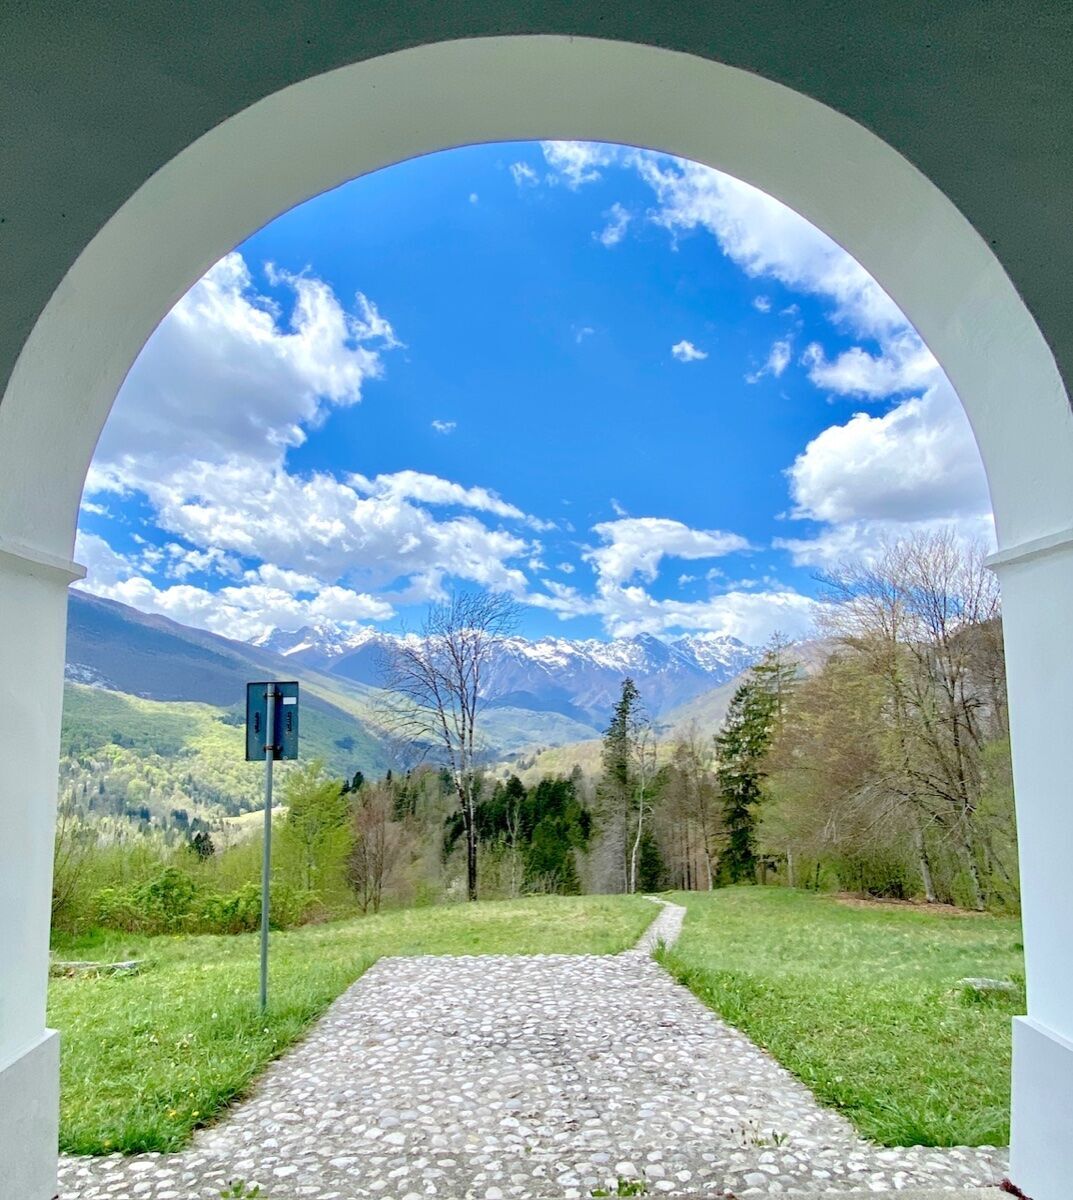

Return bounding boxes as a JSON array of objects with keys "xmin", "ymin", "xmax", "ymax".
[
  {"xmin": 382, "ymin": 591, "xmax": 518, "ymax": 901},
  {"xmin": 347, "ymin": 782, "xmax": 405, "ymax": 913},
  {"xmin": 660, "ymin": 725, "xmax": 720, "ymax": 890},
  {"xmin": 821, "ymin": 530, "xmax": 1003, "ymax": 909}
]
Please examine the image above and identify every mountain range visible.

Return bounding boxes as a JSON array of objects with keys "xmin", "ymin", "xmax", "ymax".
[
  {"xmin": 61, "ymin": 591, "xmax": 764, "ymax": 816},
  {"xmin": 252, "ymin": 621, "xmax": 758, "ymax": 725}
]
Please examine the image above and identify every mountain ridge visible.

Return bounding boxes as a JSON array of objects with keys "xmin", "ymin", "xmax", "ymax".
[
  {"xmin": 63, "ymin": 590, "xmax": 767, "ymax": 789},
  {"xmin": 255, "ymin": 620, "xmax": 760, "ymax": 722},
  {"xmin": 59, "ymin": 591, "xmax": 777, "ymax": 822}
]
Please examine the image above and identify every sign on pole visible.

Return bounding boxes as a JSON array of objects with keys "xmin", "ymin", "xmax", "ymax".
[
  {"xmin": 245, "ymin": 681, "xmax": 299, "ymax": 1012},
  {"xmin": 245, "ymin": 681, "xmax": 299, "ymax": 762}
]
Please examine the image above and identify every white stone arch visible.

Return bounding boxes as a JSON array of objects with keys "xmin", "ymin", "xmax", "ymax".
[{"xmin": 2, "ymin": 36, "xmax": 1070, "ymax": 1199}]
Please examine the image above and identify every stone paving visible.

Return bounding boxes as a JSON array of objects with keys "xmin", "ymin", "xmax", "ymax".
[{"xmin": 57, "ymin": 902, "xmax": 1006, "ymax": 1199}]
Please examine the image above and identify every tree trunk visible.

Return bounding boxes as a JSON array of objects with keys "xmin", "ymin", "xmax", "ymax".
[
  {"xmin": 463, "ymin": 791, "xmax": 478, "ymax": 902},
  {"xmin": 629, "ymin": 794, "xmax": 645, "ymax": 894},
  {"xmin": 912, "ymin": 821, "xmax": 938, "ymax": 904},
  {"xmin": 962, "ymin": 840, "xmax": 987, "ymax": 911},
  {"xmin": 467, "ymin": 822, "xmax": 478, "ymax": 901}
]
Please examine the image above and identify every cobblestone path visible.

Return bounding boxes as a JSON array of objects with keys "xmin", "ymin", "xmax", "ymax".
[{"xmin": 58, "ymin": 902, "xmax": 1005, "ymax": 1199}]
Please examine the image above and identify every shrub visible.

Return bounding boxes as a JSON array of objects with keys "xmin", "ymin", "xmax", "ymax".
[
  {"xmin": 831, "ymin": 850, "xmax": 914, "ymax": 900},
  {"xmin": 93, "ymin": 867, "xmax": 201, "ymax": 933},
  {"xmin": 198, "ymin": 882, "xmax": 262, "ymax": 934},
  {"xmin": 90, "ymin": 868, "xmax": 320, "ymax": 935}
]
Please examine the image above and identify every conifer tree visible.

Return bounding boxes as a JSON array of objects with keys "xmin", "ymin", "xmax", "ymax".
[
  {"xmin": 715, "ymin": 638, "xmax": 797, "ymax": 883},
  {"xmin": 600, "ymin": 677, "xmax": 656, "ymax": 892}
]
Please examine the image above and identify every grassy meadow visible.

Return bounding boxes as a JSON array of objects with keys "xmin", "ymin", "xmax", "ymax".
[
  {"xmin": 52, "ymin": 886, "xmax": 1023, "ymax": 1158},
  {"xmin": 659, "ymin": 887, "xmax": 1023, "ymax": 1147},
  {"xmin": 50, "ymin": 894, "xmax": 653, "ymax": 1154}
]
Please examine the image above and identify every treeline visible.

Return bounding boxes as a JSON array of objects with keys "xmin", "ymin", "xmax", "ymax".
[
  {"xmin": 50, "ymin": 759, "xmax": 602, "ymax": 934},
  {"xmin": 586, "ymin": 531, "xmax": 1016, "ymax": 910},
  {"xmin": 52, "ymin": 531, "xmax": 1017, "ymax": 935}
]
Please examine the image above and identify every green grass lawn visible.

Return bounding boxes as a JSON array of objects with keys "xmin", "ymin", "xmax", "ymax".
[
  {"xmin": 49, "ymin": 894, "xmax": 653, "ymax": 1155},
  {"xmin": 658, "ymin": 887, "xmax": 1023, "ymax": 1148}
]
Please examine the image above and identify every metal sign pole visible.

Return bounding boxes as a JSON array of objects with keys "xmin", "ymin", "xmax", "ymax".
[{"xmin": 259, "ymin": 682, "xmax": 276, "ymax": 1014}]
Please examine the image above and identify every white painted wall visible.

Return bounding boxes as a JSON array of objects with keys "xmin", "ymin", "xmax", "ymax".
[
  {"xmin": 0, "ymin": 36, "xmax": 1069, "ymax": 1198},
  {"xmin": 0, "ymin": 547, "xmax": 75, "ymax": 1200}
]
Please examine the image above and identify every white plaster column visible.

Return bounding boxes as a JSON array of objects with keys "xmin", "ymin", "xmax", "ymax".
[
  {"xmin": 989, "ymin": 532, "xmax": 1073, "ymax": 1200},
  {"xmin": 0, "ymin": 540, "xmax": 82, "ymax": 1200}
]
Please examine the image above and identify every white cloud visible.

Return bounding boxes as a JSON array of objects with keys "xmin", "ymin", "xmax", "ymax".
[
  {"xmin": 89, "ymin": 252, "xmax": 397, "ymax": 492},
  {"xmin": 129, "ymin": 461, "xmax": 533, "ymax": 599},
  {"xmin": 244, "ymin": 563, "xmax": 322, "ymax": 592},
  {"xmin": 90, "ymin": 576, "xmax": 392, "ymax": 642},
  {"xmin": 510, "ymin": 161, "xmax": 539, "ymax": 188},
  {"xmin": 519, "ymin": 514, "xmax": 770, "ymax": 640},
  {"xmin": 75, "ymin": 531, "xmax": 140, "ymax": 589},
  {"xmin": 540, "ymin": 141, "xmax": 617, "ymax": 188},
  {"xmin": 556, "ymin": 561, "xmax": 576, "ymax": 574},
  {"xmin": 753, "ymin": 295, "xmax": 772, "ymax": 313},
  {"xmin": 80, "ymin": 247, "xmax": 546, "ymax": 616},
  {"xmin": 347, "ymin": 469, "xmax": 525, "ymax": 520},
  {"xmin": 775, "ymin": 378, "xmax": 994, "ymax": 565},
  {"xmin": 596, "ymin": 203, "xmax": 631, "ymax": 247},
  {"xmin": 526, "ymin": 567, "xmax": 814, "ymax": 642},
  {"xmin": 632, "ymin": 153, "xmax": 904, "ymax": 339},
  {"xmin": 574, "ymin": 325, "xmax": 595, "ymax": 343},
  {"xmin": 785, "ymin": 380, "xmax": 988, "ymax": 526},
  {"xmin": 431, "ymin": 419, "xmax": 457, "ymax": 434},
  {"xmin": 775, "ymin": 514, "xmax": 996, "ymax": 570},
  {"xmin": 469, "ymin": 192, "xmax": 479, "ymax": 204},
  {"xmin": 587, "ymin": 517, "xmax": 750, "ymax": 587},
  {"xmin": 163, "ymin": 543, "xmax": 243, "ymax": 581},
  {"xmin": 671, "ymin": 339, "xmax": 708, "ymax": 363},
  {"xmin": 75, "ymin": 530, "xmax": 395, "ymax": 640},
  {"xmin": 801, "ymin": 332, "xmax": 939, "ymax": 398},
  {"xmin": 594, "ymin": 584, "xmax": 816, "ymax": 643},
  {"xmin": 622, "ymin": 150, "xmax": 993, "ymax": 571},
  {"xmin": 746, "ymin": 337, "xmax": 792, "ymax": 384}
]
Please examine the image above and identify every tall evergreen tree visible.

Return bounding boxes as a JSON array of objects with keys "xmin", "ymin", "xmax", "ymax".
[
  {"xmin": 637, "ymin": 828, "xmax": 667, "ymax": 892},
  {"xmin": 600, "ymin": 677, "xmax": 650, "ymax": 892},
  {"xmin": 715, "ymin": 640, "xmax": 797, "ymax": 883},
  {"xmin": 602, "ymin": 678, "xmax": 640, "ymax": 791}
]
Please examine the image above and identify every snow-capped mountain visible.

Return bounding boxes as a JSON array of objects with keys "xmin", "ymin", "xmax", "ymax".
[
  {"xmin": 251, "ymin": 621, "xmax": 384, "ymax": 668},
  {"xmin": 254, "ymin": 622, "xmax": 760, "ymax": 725}
]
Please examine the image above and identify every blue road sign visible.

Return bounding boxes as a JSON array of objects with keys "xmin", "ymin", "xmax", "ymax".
[{"xmin": 246, "ymin": 681, "xmax": 299, "ymax": 761}]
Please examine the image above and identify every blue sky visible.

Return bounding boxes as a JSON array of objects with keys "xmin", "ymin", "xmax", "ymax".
[{"xmin": 76, "ymin": 141, "xmax": 993, "ymax": 645}]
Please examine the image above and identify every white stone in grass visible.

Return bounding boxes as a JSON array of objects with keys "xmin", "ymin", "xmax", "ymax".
[{"xmin": 959, "ymin": 976, "xmax": 1018, "ymax": 994}]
